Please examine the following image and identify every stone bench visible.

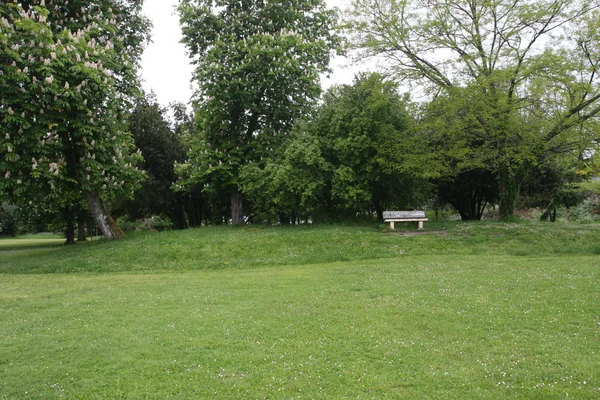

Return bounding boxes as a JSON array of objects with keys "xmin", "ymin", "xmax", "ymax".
[{"xmin": 383, "ymin": 211, "xmax": 428, "ymax": 230}]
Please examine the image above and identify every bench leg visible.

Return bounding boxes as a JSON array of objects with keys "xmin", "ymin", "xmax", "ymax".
[
  {"xmin": 418, "ymin": 221, "xmax": 424, "ymax": 230},
  {"xmin": 389, "ymin": 221, "xmax": 395, "ymax": 230}
]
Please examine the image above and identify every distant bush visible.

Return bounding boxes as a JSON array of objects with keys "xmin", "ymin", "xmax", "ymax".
[
  {"xmin": 116, "ymin": 215, "xmax": 174, "ymax": 232},
  {"xmin": 115, "ymin": 216, "xmax": 140, "ymax": 232},
  {"xmin": 150, "ymin": 215, "xmax": 174, "ymax": 231},
  {"xmin": 570, "ymin": 198, "xmax": 600, "ymax": 223},
  {"xmin": 0, "ymin": 211, "xmax": 17, "ymax": 237}
]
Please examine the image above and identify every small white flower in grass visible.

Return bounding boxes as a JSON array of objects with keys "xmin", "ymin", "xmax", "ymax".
[
  {"xmin": 64, "ymin": 82, "xmax": 69, "ymax": 89},
  {"xmin": 7, "ymin": 107, "xmax": 13, "ymax": 115},
  {"xmin": 16, "ymin": 180, "xmax": 21, "ymax": 185},
  {"xmin": 4, "ymin": 171, "xmax": 10, "ymax": 179}
]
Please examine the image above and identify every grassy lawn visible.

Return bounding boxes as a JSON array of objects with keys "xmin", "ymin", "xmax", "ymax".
[
  {"xmin": 0, "ymin": 234, "xmax": 65, "ymax": 252},
  {"xmin": 1, "ymin": 222, "xmax": 599, "ymax": 398}
]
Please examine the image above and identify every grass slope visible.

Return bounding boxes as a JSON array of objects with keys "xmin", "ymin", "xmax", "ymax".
[
  {"xmin": 1, "ymin": 221, "xmax": 600, "ymax": 274},
  {"xmin": 1, "ymin": 222, "xmax": 599, "ymax": 399}
]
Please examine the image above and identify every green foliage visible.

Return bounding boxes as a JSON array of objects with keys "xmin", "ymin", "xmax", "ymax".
[
  {"xmin": 176, "ymin": 0, "xmax": 343, "ymax": 222},
  {"xmin": 436, "ymin": 169, "xmax": 499, "ymax": 220},
  {"xmin": 0, "ymin": 209, "xmax": 17, "ymax": 237},
  {"xmin": 519, "ymin": 158, "xmax": 591, "ymax": 221},
  {"xmin": 0, "ymin": 0, "xmax": 149, "ymax": 235},
  {"xmin": 118, "ymin": 93, "xmax": 203, "ymax": 229},
  {"xmin": 347, "ymin": 0, "xmax": 600, "ymax": 217},
  {"xmin": 569, "ymin": 196, "xmax": 600, "ymax": 222},
  {"xmin": 241, "ymin": 73, "xmax": 430, "ymax": 222},
  {"xmin": 116, "ymin": 214, "xmax": 175, "ymax": 232}
]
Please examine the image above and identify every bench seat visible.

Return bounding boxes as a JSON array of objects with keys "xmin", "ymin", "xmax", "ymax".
[{"xmin": 383, "ymin": 211, "xmax": 428, "ymax": 230}]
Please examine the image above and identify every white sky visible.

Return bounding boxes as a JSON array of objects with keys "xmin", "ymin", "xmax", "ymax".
[{"xmin": 139, "ymin": 0, "xmax": 361, "ymax": 107}]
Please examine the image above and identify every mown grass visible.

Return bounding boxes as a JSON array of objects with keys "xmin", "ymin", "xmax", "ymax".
[
  {"xmin": 0, "ymin": 235, "xmax": 65, "ymax": 252},
  {"xmin": 1, "ymin": 221, "xmax": 599, "ymax": 398}
]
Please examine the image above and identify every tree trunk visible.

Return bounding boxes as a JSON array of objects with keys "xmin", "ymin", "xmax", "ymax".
[
  {"xmin": 84, "ymin": 191, "xmax": 124, "ymax": 240},
  {"xmin": 77, "ymin": 212, "xmax": 87, "ymax": 241},
  {"xmin": 231, "ymin": 187, "xmax": 244, "ymax": 225},
  {"xmin": 65, "ymin": 220, "xmax": 75, "ymax": 245},
  {"xmin": 498, "ymin": 166, "xmax": 519, "ymax": 220},
  {"xmin": 279, "ymin": 213, "xmax": 290, "ymax": 225},
  {"xmin": 373, "ymin": 198, "xmax": 383, "ymax": 221},
  {"xmin": 77, "ymin": 221, "xmax": 86, "ymax": 241}
]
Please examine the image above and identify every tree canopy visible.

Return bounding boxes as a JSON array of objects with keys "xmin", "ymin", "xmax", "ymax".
[
  {"xmin": 347, "ymin": 0, "xmax": 600, "ymax": 218},
  {"xmin": 0, "ymin": 0, "xmax": 150, "ymax": 240},
  {"xmin": 177, "ymin": 0, "xmax": 343, "ymax": 223},
  {"xmin": 241, "ymin": 73, "xmax": 429, "ymax": 222}
]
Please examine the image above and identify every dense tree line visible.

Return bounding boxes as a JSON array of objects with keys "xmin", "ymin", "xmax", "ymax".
[{"xmin": 2, "ymin": 0, "xmax": 599, "ymax": 241}]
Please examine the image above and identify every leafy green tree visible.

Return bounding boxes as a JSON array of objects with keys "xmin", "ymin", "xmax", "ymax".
[
  {"xmin": 520, "ymin": 155, "xmax": 590, "ymax": 221},
  {"xmin": 176, "ymin": 0, "xmax": 342, "ymax": 224},
  {"xmin": 241, "ymin": 73, "xmax": 429, "ymax": 222},
  {"xmin": 347, "ymin": 0, "xmax": 600, "ymax": 219},
  {"xmin": 435, "ymin": 170, "xmax": 499, "ymax": 221},
  {"xmin": 120, "ymin": 93, "xmax": 204, "ymax": 229},
  {"xmin": 0, "ymin": 0, "xmax": 150, "ymax": 240},
  {"xmin": 314, "ymin": 74, "xmax": 428, "ymax": 220},
  {"xmin": 240, "ymin": 120, "xmax": 330, "ymax": 223}
]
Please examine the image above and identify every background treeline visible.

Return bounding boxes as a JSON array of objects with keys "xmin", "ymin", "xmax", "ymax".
[
  {"xmin": 3, "ymin": 72, "xmax": 599, "ymax": 237},
  {"xmin": 2, "ymin": 0, "xmax": 600, "ymax": 239}
]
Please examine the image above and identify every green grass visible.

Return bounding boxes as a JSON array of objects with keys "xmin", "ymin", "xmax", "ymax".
[
  {"xmin": 1, "ymin": 222, "xmax": 599, "ymax": 398},
  {"xmin": 1, "ymin": 221, "xmax": 600, "ymax": 274},
  {"xmin": 0, "ymin": 234, "xmax": 65, "ymax": 252}
]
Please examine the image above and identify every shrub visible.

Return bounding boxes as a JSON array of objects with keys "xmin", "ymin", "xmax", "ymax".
[
  {"xmin": 570, "ymin": 198, "xmax": 600, "ymax": 223},
  {"xmin": 0, "ymin": 211, "xmax": 17, "ymax": 237},
  {"xmin": 116, "ymin": 215, "xmax": 174, "ymax": 232},
  {"xmin": 115, "ymin": 216, "xmax": 140, "ymax": 232}
]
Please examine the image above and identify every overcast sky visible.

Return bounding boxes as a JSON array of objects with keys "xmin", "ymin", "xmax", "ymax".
[{"xmin": 139, "ymin": 0, "xmax": 360, "ymax": 107}]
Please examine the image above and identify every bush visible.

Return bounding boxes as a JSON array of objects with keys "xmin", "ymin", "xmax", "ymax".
[
  {"xmin": 116, "ymin": 215, "xmax": 174, "ymax": 232},
  {"xmin": 115, "ymin": 216, "xmax": 140, "ymax": 232},
  {"xmin": 570, "ymin": 198, "xmax": 600, "ymax": 223},
  {"xmin": 0, "ymin": 211, "xmax": 17, "ymax": 237},
  {"xmin": 149, "ymin": 215, "xmax": 174, "ymax": 231}
]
